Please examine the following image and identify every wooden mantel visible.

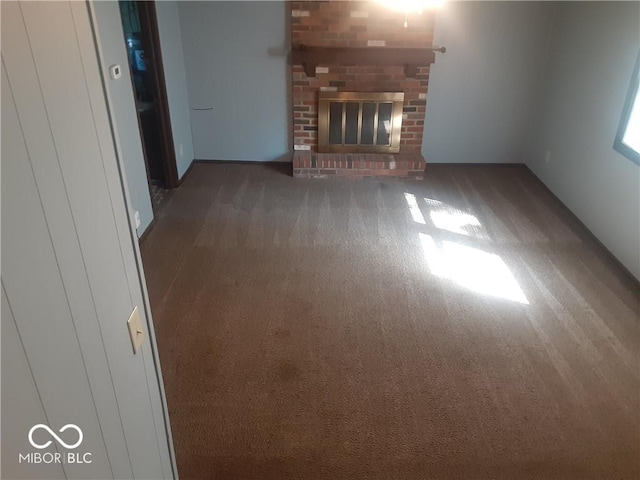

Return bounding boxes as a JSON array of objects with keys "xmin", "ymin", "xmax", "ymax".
[{"xmin": 291, "ymin": 45, "xmax": 445, "ymax": 78}]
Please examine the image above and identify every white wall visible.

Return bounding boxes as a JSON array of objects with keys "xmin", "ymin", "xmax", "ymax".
[
  {"xmin": 92, "ymin": 1, "xmax": 154, "ymax": 234},
  {"xmin": 93, "ymin": 0, "xmax": 195, "ymax": 234},
  {"xmin": 178, "ymin": 1, "xmax": 290, "ymax": 162},
  {"xmin": 527, "ymin": 1, "xmax": 640, "ymax": 280},
  {"xmin": 156, "ymin": 0, "xmax": 195, "ymax": 178},
  {"xmin": 422, "ymin": 1, "xmax": 554, "ymax": 164}
]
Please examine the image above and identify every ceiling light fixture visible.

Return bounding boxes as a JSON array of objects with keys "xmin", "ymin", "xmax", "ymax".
[{"xmin": 376, "ymin": 0, "xmax": 445, "ymax": 28}]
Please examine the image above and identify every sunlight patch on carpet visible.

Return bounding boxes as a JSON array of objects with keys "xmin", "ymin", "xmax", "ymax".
[
  {"xmin": 419, "ymin": 233, "xmax": 529, "ymax": 305},
  {"xmin": 424, "ymin": 197, "xmax": 486, "ymax": 239},
  {"xmin": 404, "ymin": 192, "xmax": 426, "ymax": 224}
]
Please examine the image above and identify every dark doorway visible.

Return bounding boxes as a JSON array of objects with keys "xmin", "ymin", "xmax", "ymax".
[{"xmin": 119, "ymin": 0, "xmax": 178, "ymax": 192}]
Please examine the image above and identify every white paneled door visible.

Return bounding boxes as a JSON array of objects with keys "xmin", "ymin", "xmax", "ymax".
[{"xmin": 1, "ymin": 1, "xmax": 175, "ymax": 478}]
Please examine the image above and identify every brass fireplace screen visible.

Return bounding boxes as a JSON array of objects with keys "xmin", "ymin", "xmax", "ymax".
[{"xmin": 318, "ymin": 92, "xmax": 404, "ymax": 153}]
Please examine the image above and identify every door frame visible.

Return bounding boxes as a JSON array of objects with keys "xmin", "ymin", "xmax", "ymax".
[
  {"xmin": 86, "ymin": 0, "xmax": 178, "ymax": 476},
  {"xmin": 136, "ymin": 0, "xmax": 179, "ymax": 189}
]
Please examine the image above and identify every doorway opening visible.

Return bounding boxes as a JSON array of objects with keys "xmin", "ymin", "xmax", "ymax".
[{"xmin": 119, "ymin": 0, "xmax": 178, "ymax": 210}]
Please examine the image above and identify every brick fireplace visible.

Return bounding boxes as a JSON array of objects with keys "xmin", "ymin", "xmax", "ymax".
[{"xmin": 290, "ymin": 1, "xmax": 439, "ymax": 179}]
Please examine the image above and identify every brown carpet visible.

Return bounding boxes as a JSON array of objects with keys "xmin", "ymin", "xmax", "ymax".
[
  {"xmin": 150, "ymin": 182, "xmax": 174, "ymax": 214},
  {"xmin": 141, "ymin": 163, "xmax": 639, "ymax": 480}
]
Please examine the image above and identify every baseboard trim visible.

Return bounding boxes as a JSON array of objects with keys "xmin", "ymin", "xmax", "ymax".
[
  {"xmin": 177, "ymin": 159, "xmax": 196, "ymax": 187},
  {"xmin": 194, "ymin": 159, "xmax": 293, "ymax": 165},
  {"xmin": 194, "ymin": 159, "xmax": 293, "ymax": 177},
  {"xmin": 429, "ymin": 162, "xmax": 638, "ymax": 286},
  {"xmin": 146, "ymin": 160, "xmax": 639, "ymax": 286},
  {"xmin": 138, "ymin": 216, "xmax": 157, "ymax": 244},
  {"xmin": 426, "ymin": 162, "xmax": 526, "ymax": 167},
  {"xmin": 522, "ymin": 165, "xmax": 639, "ymax": 288}
]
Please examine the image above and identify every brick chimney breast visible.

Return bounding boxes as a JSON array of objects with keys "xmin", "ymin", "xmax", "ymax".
[
  {"xmin": 291, "ymin": 0, "xmax": 435, "ymax": 178},
  {"xmin": 291, "ymin": 1, "xmax": 434, "ymax": 153}
]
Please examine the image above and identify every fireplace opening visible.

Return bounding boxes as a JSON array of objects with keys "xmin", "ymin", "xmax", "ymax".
[{"xmin": 318, "ymin": 92, "xmax": 404, "ymax": 153}]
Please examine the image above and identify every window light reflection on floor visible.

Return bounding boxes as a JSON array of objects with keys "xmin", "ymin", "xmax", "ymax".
[
  {"xmin": 419, "ymin": 233, "xmax": 529, "ymax": 305},
  {"xmin": 424, "ymin": 197, "xmax": 485, "ymax": 238},
  {"xmin": 404, "ymin": 193, "xmax": 426, "ymax": 224}
]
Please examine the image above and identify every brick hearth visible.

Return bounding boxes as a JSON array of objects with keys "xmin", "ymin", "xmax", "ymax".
[{"xmin": 293, "ymin": 152, "xmax": 425, "ymax": 179}]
